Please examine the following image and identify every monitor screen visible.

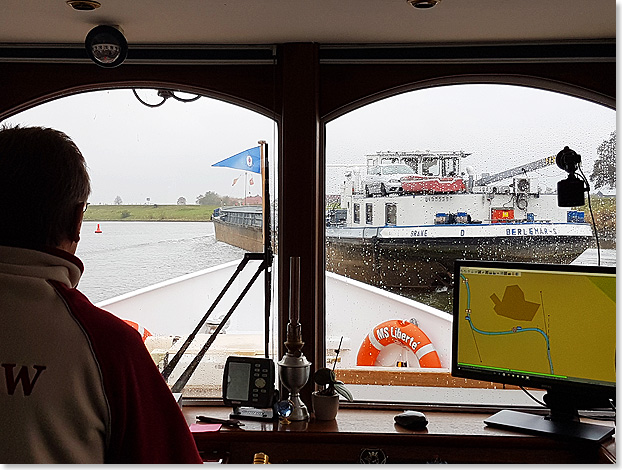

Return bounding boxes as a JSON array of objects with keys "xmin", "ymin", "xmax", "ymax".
[{"xmin": 452, "ymin": 260, "xmax": 615, "ymax": 402}]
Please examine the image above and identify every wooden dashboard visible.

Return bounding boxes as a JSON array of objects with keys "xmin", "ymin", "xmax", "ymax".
[{"xmin": 182, "ymin": 406, "xmax": 615, "ymax": 464}]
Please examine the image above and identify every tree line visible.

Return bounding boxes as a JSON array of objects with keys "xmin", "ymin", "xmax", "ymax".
[
  {"xmin": 195, "ymin": 191, "xmax": 244, "ymax": 206},
  {"xmin": 110, "ymin": 192, "xmax": 245, "ymax": 206},
  {"xmin": 590, "ymin": 131, "xmax": 615, "ymax": 191}
]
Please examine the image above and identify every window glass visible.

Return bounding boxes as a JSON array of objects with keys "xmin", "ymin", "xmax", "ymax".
[
  {"xmin": 421, "ymin": 157, "xmax": 441, "ymax": 176},
  {"xmin": 444, "ymin": 158, "xmax": 459, "ymax": 176},
  {"xmin": 385, "ymin": 204, "xmax": 397, "ymax": 225},
  {"xmin": 2, "ymin": 88, "xmax": 278, "ymax": 399},
  {"xmin": 382, "ymin": 164, "xmax": 413, "ymax": 175},
  {"xmin": 366, "ymin": 203, "xmax": 373, "ymax": 224},
  {"xmin": 325, "ymin": 84, "xmax": 615, "ymax": 405}
]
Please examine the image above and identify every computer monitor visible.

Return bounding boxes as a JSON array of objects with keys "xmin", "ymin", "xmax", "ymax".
[{"xmin": 451, "ymin": 259, "xmax": 616, "ymax": 442}]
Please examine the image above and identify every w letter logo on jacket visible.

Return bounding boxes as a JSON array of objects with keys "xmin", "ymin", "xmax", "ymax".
[{"xmin": 2, "ymin": 364, "xmax": 46, "ymax": 396}]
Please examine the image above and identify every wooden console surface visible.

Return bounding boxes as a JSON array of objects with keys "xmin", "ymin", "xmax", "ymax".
[{"xmin": 183, "ymin": 406, "xmax": 615, "ymax": 464}]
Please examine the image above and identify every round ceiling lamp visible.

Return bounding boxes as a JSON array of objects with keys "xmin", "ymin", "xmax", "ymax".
[
  {"xmin": 66, "ymin": 1, "xmax": 101, "ymax": 11},
  {"xmin": 407, "ymin": 0, "xmax": 442, "ymax": 8}
]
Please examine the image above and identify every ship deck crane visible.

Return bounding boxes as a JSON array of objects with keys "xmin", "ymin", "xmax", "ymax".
[{"xmin": 474, "ymin": 155, "xmax": 556, "ymax": 186}]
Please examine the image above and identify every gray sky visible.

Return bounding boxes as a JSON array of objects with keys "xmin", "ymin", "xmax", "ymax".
[
  {"xmin": 1, "ymin": 84, "xmax": 616, "ymax": 204},
  {"xmin": 325, "ymin": 84, "xmax": 616, "ymax": 195},
  {"xmin": 3, "ymin": 89, "xmax": 276, "ymax": 205}
]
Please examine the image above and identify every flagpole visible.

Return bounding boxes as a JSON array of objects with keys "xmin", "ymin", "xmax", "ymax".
[
  {"xmin": 260, "ymin": 140, "xmax": 271, "ymax": 260},
  {"xmin": 203, "ymin": 143, "xmax": 271, "ymax": 363},
  {"xmin": 259, "ymin": 140, "xmax": 272, "ymax": 358}
]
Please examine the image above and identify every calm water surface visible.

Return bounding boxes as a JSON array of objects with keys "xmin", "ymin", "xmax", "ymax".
[
  {"xmin": 77, "ymin": 221, "xmax": 615, "ymax": 308},
  {"xmin": 77, "ymin": 221, "xmax": 246, "ymax": 303}
]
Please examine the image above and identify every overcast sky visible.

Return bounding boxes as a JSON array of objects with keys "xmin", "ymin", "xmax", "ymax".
[
  {"xmin": 1, "ymin": 84, "xmax": 615, "ymax": 204},
  {"xmin": 2, "ymin": 89, "xmax": 276, "ymax": 205},
  {"xmin": 325, "ymin": 84, "xmax": 616, "ymax": 195}
]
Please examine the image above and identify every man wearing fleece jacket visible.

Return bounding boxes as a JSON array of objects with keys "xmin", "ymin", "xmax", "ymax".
[{"xmin": 0, "ymin": 125, "xmax": 202, "ymax": 464}]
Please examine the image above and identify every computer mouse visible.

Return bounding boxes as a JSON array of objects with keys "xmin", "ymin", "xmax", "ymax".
[{"xmin": 394, "ymin": 410, "xmax": 428, "ymax": 430}]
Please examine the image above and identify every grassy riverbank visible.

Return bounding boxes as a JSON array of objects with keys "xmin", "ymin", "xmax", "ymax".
[{"xmin": 83, "ymin": 204, "xmax": 217, "ymax": 221}]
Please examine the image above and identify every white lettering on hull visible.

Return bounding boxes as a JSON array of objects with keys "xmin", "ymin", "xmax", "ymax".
[{"xmin": 506, "ymin": 227, "xmax": 558, "ymax": 236}]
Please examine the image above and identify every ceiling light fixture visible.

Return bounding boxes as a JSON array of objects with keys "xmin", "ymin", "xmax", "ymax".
[
  {"xmin": 66, "ymin": 1, "xmax": 101, "ymax": 11},
  {"xmin": 85, "ymin": 25, "xmax": 128, "ymax": 68},
  {"xmin": 407, "ymin": 0, "xmax": 442, "ymax": 8}
]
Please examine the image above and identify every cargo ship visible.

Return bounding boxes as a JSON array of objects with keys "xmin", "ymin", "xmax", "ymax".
[
  {"xmin": 214, "ymin": 150, "xmax": 593, "ymax": 291},
  {"xmin": 325, "ymin": 151, "xmax": 593, "ymax": 289}
]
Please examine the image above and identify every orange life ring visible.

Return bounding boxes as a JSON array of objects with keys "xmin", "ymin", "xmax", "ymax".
[
  {"xmin": 123, "ymin": 320, "xmax": 152, "ymax": 342},
  {"xmin": 356, "ymin": 319, "xmax": 441, "ymax": 367}
]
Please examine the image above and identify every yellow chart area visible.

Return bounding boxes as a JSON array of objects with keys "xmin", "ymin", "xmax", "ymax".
[{"xmin": 458, "ymin": 268, "xmax": 616, "ymax": 384}]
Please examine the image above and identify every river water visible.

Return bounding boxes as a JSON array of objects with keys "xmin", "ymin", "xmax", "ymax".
[
  {"xmin": 77, "ymin": 221, "xmax": 616, "ymax": 308},
  {"xmin": 77, "ymin": 221, "xmax": 246, "ymax": 303}
]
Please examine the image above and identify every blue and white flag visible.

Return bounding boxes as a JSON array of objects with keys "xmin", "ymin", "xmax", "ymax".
[{"xmin": 212, "ymin": 146, "xmax": 261, "ymax": 174}]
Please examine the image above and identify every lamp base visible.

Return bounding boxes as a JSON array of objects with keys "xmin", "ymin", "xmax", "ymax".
[
  {"xmin": 278, "ymin": 352, "xmax": 311, "ymax": 422},
  {"xmin": 288, "ymin": 393, "xmax": 310, "ymax": 421}
]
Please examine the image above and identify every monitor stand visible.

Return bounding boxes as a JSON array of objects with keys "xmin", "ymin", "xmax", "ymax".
[{"xmin": 484, "ymin": 409, "xmax": 615, "ymax": 442}]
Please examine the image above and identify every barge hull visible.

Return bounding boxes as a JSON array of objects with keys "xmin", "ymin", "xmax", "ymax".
[
  {"xmin": 213, "ymin": 218, "xmax": 263, "ymax": 253},
  {"xmin": 326, "ymin": 234, "xmax": 591, "ymax": 289}
]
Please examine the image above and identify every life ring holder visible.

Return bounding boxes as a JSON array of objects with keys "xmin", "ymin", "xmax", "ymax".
[{"xmin": 356, "ymin": 319, "xmax": 441, "ymax": 367}]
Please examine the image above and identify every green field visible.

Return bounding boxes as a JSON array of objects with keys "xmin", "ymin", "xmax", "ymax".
[{"xmin": 83, "ymin": 204, "xmax": 217, "ymax": 221}]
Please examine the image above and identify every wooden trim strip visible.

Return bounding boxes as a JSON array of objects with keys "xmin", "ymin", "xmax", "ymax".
[{"xmin": 335, "ymin": 368, "xmax": 521, "ymax": 389}]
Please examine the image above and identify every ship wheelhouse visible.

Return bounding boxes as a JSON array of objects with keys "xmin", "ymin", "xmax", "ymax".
[{"xmin": 0, "ymin": 1, "xmax": 615, "ymax": 464}]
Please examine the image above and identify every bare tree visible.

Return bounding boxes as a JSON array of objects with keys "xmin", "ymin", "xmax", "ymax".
[{"xmin": 590, "ymin": 131, "xmax": 616, "ymax": 191}]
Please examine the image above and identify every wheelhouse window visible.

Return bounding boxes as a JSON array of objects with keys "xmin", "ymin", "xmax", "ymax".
[
  {"xmin": 385, "ymin": 204, "xmax": 397, "ymax": 225},
  {"xmin": 325, "ymin": 83, "xmax": 615, "ymax": 406},
  {"xmin": 2, "ymin": 88, "xmax": 278, "ymax": 399},
  {"xmin": 444, "ymin": 157, "xmax": 459, "ymax": 177},
  {"xmin": 353, "ymin": 203, "xmax": 361, "ymax": 224},
  {"xmin": 366, "ymin": 203, "xmax": 373, "ymax": 224},
  {"xmin": 421, "ymin": 157, "xmax": 441, "ymax": 176}
]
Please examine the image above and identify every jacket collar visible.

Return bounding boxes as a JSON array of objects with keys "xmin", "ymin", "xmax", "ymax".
[{"xmin": 0, "ymin": 245, "xmax": 83, "ymax": 288}]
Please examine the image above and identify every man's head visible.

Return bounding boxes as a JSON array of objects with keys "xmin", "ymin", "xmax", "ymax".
[{"xmin": 0, "ymin": 125, "xmax": 91, "ymax": 250}]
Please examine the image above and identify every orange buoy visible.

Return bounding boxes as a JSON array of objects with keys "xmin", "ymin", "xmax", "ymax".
[
  {"xmin": 356, "ymin": 319, "xmax": 442, "ymax": 368},
  {"xmin": 95, "ymin": 223, "xmax": 102, "ymax": 233},
  {"xmin": 123, "ymin": 320, "xmax": 153, "ymax": 342}
]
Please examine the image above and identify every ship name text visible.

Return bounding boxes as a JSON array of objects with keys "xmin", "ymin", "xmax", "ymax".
[
  {"xmin": 375, "ymin": 326, "xmax": 421, "ymax": 352},
  {"xmin": 506, "ymin": 226, "xmax": 558, "ymax": 236}
]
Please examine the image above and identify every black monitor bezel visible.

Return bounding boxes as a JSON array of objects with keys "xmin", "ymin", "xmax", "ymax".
[{"xmin": 451, "ymin": 259, "xmax": 616, "ymax": 403}]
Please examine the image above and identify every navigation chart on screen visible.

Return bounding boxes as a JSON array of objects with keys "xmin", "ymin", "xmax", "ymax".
[{"xmin": 456, "ymin": 267, "xmax": 615, "ymax": 385}]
